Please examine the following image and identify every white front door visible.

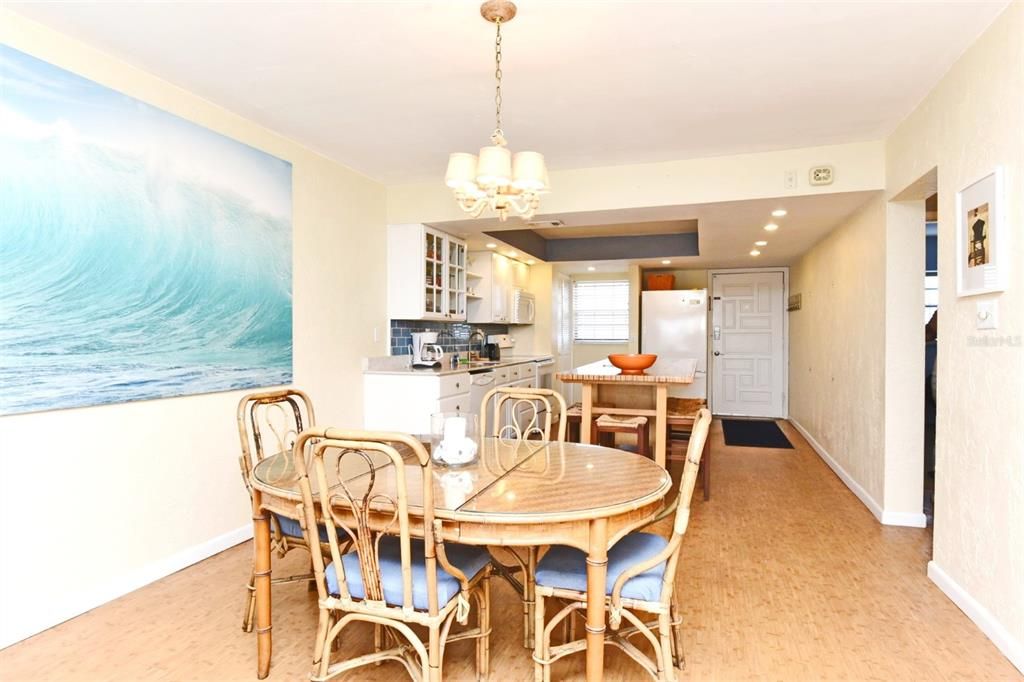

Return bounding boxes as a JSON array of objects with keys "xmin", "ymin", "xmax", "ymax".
[{"xmin": 711, "ymin": 271, "xmax": 786, "ymax": 418}]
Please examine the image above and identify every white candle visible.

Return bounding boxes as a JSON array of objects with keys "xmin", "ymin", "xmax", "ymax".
[{"xmin": 443, "ymin": 416, "xmax": 467, "ymax": 444}]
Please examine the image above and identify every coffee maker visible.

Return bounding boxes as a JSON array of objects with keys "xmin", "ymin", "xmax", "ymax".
[{"xmin": 410, "ymin": 332, "xmax": 444, "ymax": 368}]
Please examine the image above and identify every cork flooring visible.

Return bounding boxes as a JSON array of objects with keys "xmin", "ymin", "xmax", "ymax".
[{"xmin": 1, "ymin": 420, "xmax": 1019, "ymax": 681}]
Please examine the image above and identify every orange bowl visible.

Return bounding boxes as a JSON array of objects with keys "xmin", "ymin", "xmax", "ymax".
[{"xmin": 607, "ymin": 353, "xmax": 658, "ymax": 375}]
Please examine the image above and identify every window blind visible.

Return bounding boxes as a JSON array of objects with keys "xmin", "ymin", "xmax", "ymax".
[{"xmin": 573, "ymin": 279, "xmax": 629, "ymax": 342}]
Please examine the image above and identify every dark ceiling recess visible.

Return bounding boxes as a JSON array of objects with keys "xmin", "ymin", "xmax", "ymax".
[{"xmin": 484, "ymin": 230, "xmax": 699, "ymax": 262}]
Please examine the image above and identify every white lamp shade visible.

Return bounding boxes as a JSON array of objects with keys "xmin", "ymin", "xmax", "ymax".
[
  {"xmin": 512, "ymin": 151, "xmax": 548, "ymax": 191},
  {"xmin": 476, "ymin": 145, "xmax": 512, "ymax": 187},
  {"xmin": 445, "ymin": 152, "xmax": 478, "ymax": 190}
]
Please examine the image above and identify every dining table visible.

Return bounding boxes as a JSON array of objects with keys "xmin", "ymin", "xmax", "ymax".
[
  {"xmin": 250, "ymin": 436, "xmax": 672, "ymax": 681},
  {"xmin": 557, "ymin": 357, "xmax": 698, "ymax": 468}
]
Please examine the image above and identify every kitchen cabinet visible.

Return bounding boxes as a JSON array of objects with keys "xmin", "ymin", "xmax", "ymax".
[
  {"xmin": 467, "ymin": 251, "xmax": 529, "ymax": 324},
  {"xmin": 387, "ymin": 224, "xmax": 467, "ymax": 321},
  {"xmin": 363, "ymin": 371, "xmax": 471, "ymax": 434}
]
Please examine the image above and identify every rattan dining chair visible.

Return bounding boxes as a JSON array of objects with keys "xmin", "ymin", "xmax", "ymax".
[
  {"xmin": 532, "ymin": 408, "xmax": 712, "ymax": 681},
  {"xmin": 292, "ymin": 428, "xmax": 492, "ymax": 682},
  {"xmin": 479, "ymin": 385, "xmax": 568, "ymax": 648},
  {"xmin": 237, "ymin": 389, "xmax": 326, "ymax": 633}
]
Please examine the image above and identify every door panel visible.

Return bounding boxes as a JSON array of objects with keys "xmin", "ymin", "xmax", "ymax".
[{"xmin": 711, "ymin": 271, "xmax": 786, "ymax": 418}]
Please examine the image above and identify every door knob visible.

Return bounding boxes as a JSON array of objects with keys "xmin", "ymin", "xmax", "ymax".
[{"xmin": 714, "ymin": 351, "xmax": 721, "ymax": 356}]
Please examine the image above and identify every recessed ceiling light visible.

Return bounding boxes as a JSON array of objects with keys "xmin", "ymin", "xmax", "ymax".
[
  {"xmin": 526, "ymin": 259, "xmax": 536, "ymax": 265},
  {"xmin": 764, "ymin": 223, "xmax": 779, "ymax": 232},
  {"xmin": 755, "ymin": 240, "xmax": 767, "ymax": 246},
  {"xmin": 661, "ymin": 260, "xmax": 671, "ymax": 265},
  {"xmin": 587, "ymin": 266, "xmax": 596, "ymax": 271},
  {"xmin": 750, "ymin": 249, "xmax": 761, "ymax": 257},
  {"xmin": 485, "ymin": 242, "xmax": 497, "ymax": 248},
  {"xmin": 771, "ymin": 209, "xmax": 787, "ymax": 218},
  {"xmin": 507, "ymin": 251, "xmax": 517, "ymax": 258}
]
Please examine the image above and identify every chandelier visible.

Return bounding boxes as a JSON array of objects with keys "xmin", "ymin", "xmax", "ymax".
[{"xmin": 445, "ymin": 0, "xmax": 549, "ymax": 221}]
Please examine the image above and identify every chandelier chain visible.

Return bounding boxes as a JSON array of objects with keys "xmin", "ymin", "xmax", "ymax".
[{"xmin": 494, "ymin": 18, "xmax": 503, "ymax": 139}]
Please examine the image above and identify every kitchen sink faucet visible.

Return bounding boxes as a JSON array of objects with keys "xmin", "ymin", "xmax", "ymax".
[{"xmin": 469, "ymin": 328, "xmax": 487, "ymax": 360}]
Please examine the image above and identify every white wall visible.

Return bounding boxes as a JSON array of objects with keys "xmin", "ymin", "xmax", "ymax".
[
  {"xmin": 886, "ymin": 2, "xmax": 1024, "ymax": 671},
  {"xmin": 0, "ymin": 11, "xmax": 388, "ymax": 648}
]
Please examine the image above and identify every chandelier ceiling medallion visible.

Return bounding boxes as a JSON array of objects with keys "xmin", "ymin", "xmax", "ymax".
[{"xmin": 445, "ymin": 0, "xmax": 549, "ymax": 221}]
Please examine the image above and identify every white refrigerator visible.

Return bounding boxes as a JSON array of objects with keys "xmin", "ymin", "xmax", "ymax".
[{"xmin": 640, "ymin": 289, "xmax": 708, "ymax": 399}]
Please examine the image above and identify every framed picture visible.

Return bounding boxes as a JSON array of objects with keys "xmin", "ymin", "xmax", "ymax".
[{"xmin": 956, "ymin": 167, "xmax": 1006, "ymax": 297}]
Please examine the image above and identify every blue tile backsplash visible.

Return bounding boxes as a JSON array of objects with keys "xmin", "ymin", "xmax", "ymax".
[{"xmin": 390, "ymin": 320, "xmax": 509, "ymax": 356}]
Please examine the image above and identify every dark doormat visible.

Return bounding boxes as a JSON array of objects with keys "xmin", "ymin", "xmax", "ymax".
[{"xmin": 721, "ymin": 419, "xmax": 794, "ymax": 449}]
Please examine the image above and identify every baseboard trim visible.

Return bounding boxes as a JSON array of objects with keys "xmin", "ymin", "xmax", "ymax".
[
  {"xmin": 0, "ymin": 523, "xmax": 252, "ymax": 651},
  {"xmin": 788, "ymin": 419, "xmax": 925, "ymax": 528},
  {"xmin": 928, "ymin": 561, "xmax": 1024, "ymax": 674},
  {"xmin": 789, "ymin": 418, "xmax": 885, "ymax": 522}
]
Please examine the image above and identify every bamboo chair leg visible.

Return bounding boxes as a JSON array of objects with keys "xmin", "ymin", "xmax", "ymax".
[
  {"xmin": 478, "ymin": 576, "xmax": 491, "ymax": 680},
  {"xmin": 242, "ymin": 565, "xmax": 256, "ymax": 633},
  {"xmin": 317, "ymin": 616, "xmax": 335, "ymax": 680},
  {"xmin": 670, "ymin": 597, "xmax": 685, "ymax": 670},
  {"xmin": 533, "ymin": 591, "xmax": 547, "ymax": 682},
  {"xmin": 428, "ymin": 624, "xmax": 442, "ymax": 682},
  {"xmin": 373, "ymin": 623, "xmax": 384, "ymax": 664},
  {"xmin": 312, "ymin": 609, "xmax": 330, "ymax": 665},
  {"xmin": 658, "ymin": 612, "xmax": 675, "ymax": 681},
  {"xmin": 524, "ymin": 547, "xmax": 537, "ymax": 649}
]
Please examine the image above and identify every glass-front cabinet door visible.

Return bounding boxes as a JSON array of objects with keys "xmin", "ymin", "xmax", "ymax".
[
  {"xmin": 423, "ymin": 229, "xmax": 445, "ymax": 317},
  {"xmin": 447, "ymin": 238, "xmax": 467, "ymax": 319}
]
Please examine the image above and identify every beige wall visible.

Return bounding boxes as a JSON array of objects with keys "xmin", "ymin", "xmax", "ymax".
[
  {"xmin": 886, "ymin": 1, "xmax": 1024, "ymax": 668},
  {"xmin": 388, "ymin": 141, "xmax": 886, "ymax": 225},
  {"xmin": 789, "ymin": 195, "xmax": 888, "ymax": 505},
  {"xmin": 0, "ymin": 12, "xmax": 388, "ymax": 648}
]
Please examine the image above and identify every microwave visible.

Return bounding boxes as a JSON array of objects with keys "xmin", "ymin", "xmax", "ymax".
[{"xmin": 510, "ymin": 288, "xmax": 535, "ymax": 325}]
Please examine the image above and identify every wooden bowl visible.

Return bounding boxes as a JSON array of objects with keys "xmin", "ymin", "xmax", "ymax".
[{"xmin": 607, "ymin": 353, "xmax": 658, "ymax": 375}]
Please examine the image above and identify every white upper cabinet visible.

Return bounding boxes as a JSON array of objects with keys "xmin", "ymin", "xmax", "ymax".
[
  {"xmin": 467, "ymin": 251, "xmax": 528, "ymax": 324},
  {"xmin": 387, "ymin": 224, "xmax": 467, "ymax": 321}
]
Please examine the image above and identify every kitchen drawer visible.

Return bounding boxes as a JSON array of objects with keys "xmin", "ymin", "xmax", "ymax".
[
  {"xmin": 495, "ymin": 367, "xmax": 511, "ymax": 384},
  {"xmin": 519, "ymin": 363, "xmax": 536, "ymax": 378},
  {"xmin": 439, "ymin": 372, "xmax": 470, "ymax": 398},
  {"xmin": 508, "ymin": 365, "xmax": 523, "ymax": 380},
  {"xmin": 438, "ymin": 393, "xmax": 471, "ymax": 414}
]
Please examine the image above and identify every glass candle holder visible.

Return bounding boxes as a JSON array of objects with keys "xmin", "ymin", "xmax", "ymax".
[{"xmin": 429, "ymin": 412, "xmax": 480, "ymax": 467}]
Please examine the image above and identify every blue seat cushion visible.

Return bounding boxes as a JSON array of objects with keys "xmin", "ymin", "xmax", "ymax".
[
  {"xmin": 273, "ymin": 514, "xmax": 329, "ymax": 543},
  {"xmin": 326, "ymin": 536, "xmax": 490, "ymax": 611},
  {"xmin": 535, "ymin": 532, "xmax": 669, "ymax": 602}
]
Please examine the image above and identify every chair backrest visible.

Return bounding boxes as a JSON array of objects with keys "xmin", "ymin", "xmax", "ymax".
[
  {"xmin": 236, "ymin": 389, "xmax": 315, "ymax": 497},
  {"xmin": 292, "ymin": 428, "xmax": 453, "ymax": 617},
  {"xmin": 671, "ymin": 408, "xmax": 712, "ymax": 538},
  {"xmin": 479, "ymin": 386, "xmax": 568, "ymax": 442}
]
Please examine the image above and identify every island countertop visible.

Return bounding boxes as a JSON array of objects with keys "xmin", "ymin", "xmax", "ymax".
[{"xmin": 557, "ymin": 357, "xmax": 697, "ymax": 384}]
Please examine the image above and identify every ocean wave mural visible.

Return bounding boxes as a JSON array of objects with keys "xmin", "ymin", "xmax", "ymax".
[{"xmin": 0, "ymin": 46, "xmax": 293, "ymax": 416}]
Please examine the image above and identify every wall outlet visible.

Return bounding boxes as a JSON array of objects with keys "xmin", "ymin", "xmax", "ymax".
[{"xmin": 784, "ymin": 170, "xmax": 797, "ymax": 190}]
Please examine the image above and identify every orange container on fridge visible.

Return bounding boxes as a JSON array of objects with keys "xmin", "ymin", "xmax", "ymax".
[{"xmin": 645, "ymin": 273, "xmax": 675, "ymax": 290}]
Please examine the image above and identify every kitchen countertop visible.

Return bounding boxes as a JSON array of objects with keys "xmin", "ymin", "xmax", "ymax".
[
  {"xmin": 363, "ymin": 354, "xmax": 553, "ymax": 376},
  {"xmin": 557, "ymin": 357, "xmax": 697, "ymax": 384}
]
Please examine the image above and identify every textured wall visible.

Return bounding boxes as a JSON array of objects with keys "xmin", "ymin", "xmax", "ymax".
[
  {"xmin": 0, "ymin": 11, "xmax": 388, "ymax": 647},
  {"xmin": 789, "ymin": 194, "xmax": 888, "ymax": 504},
  {"xmin": 887, "ymin": 0, "xmax": 1024, "ymax": 665}
]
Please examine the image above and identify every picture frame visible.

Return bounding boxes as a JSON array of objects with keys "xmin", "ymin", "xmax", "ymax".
[{"xmin": 956, "ymin": 166, "xmax": 1006, "ymax": 297}]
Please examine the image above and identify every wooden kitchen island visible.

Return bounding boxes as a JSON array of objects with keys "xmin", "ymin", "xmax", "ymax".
[{"xmin": 557, "ymin": 357, "xmax": 697, "ymax": 468}]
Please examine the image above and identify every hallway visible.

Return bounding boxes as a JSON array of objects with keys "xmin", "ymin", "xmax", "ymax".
[{"xmin": 1, "ymin": 420, "xmax": 1018, "ymax": 681}]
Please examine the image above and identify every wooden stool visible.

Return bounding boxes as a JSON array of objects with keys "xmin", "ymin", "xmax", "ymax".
[
  {"xmin": 592, "ymin": 414, "xmax": 651, "ymax": 458},
  {"xmin": 552, "ymin": 402, "xmax": 583, "ymax": 443},
  {"xmin": 666, "ymin": 397, "xmax": 711, "ymax": 500}
]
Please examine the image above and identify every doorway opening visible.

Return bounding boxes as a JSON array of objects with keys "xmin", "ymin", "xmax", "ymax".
[{"xmin": 924, "ymin": 194, "xmax": 938, "ymax": 526}]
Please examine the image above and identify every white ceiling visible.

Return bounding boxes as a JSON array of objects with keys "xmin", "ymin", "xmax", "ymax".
[
  {"xmin": 465, "ymin": 190, "xmax": 882, "ymax": 272},
  {"xmin": 8, "ymin": 1, "xmax": 1008, "ymax": 184}
]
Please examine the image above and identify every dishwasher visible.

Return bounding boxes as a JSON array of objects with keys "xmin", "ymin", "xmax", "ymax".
[{"xmin": 469, "ymin": 369, "xmax": 498, "ymax": 429}]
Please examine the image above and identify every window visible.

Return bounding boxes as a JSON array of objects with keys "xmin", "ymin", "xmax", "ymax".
[{"xmin": 573, "ymin": 279, "xmax": 629, "ymax": 342}]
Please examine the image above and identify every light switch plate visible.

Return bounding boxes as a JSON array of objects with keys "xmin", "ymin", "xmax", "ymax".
[{"xmin": 976, "ymin": 300, "xmax": 998, "ymax": 330}]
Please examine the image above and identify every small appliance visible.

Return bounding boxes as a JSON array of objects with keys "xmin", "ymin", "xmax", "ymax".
[
  {"xmin": 510, "ymin": 288, "xmax": 535, "ymax": 324},
  {"xmin": 410, "ymin": 332, "xmax": 444, "ymax": 368}
]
